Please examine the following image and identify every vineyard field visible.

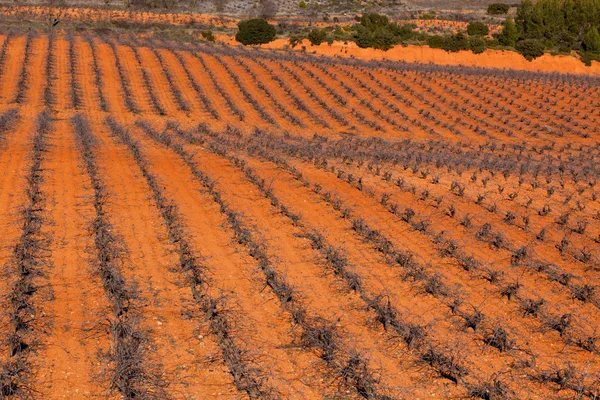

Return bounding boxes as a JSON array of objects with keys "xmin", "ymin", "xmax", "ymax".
[{"xmin": 0, "ymin": 29, "xmax": 599, "ymax": 399}]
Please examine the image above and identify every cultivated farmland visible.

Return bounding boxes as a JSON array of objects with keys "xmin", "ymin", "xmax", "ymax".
[{"xmin": 0, "ymin": 28, "xmax": 599, "ymax": 400}]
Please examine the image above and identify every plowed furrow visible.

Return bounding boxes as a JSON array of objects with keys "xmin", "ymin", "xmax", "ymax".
[
  {"xmin": 197, "ymin": 52, "xmax": 268, "ymax": 128},
  {"xmin": 88, "ymin": 118, "xmax": 241, "ymax": 398},
  {"xmin": 32, "ymin": 118, "xmax": 110, "ymax": 398},
  {"xmin": 0, "ymin": 112, "xmax": 52, "ymax": 397},
  {"xmin": 197, "ymin": 128, "xmax": 597, "ymax": 397},
  {"xmin": 156, "ymin": 46, "xmax": 216, "ymax": 120},
  {"xmin": 151, "ymin": 122, "xmax": 461, "ymax": 399},
  {"xmin": 77, "ymin": 36, "xmax": 106, "ymax": 113},
  {"xmin": 179, "ymin": 50, "xmax": 241, "ymax": 124},
  {"xmin": 0, "ymin": 35, "xmax": 26, "ymax": 102},
  {"xmin": 106, "ymin": 118, "xmax": 327, "ymax": 399},
  {"xmin": 54, "ymin": 35, "xmax": 71, "ymax": 113},
  {"xmin": 0, "ymin": 114, "xmax": 30, "ymax": 361},
  {"xmin": 232, "ymin": 130, "xmax": 600, "ymax": 357}
]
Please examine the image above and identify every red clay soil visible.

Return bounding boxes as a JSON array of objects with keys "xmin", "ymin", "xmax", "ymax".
[
  {"xmin": 1, "ymin": 27, "xmax": 600, "ymax": 398},
  {"xmin": 215, "ymin": 54, "xmax": 299, "ymax": 133},
  {"xmin": 173, "ymin": 136, "xmax": 466, "ymax": 398},
  {"xmin": 76, "ymin": 37, "xmax": 103, "ymax": 114},
  {"xmin": 233, "ymin": 134, "xmax": 592, "ymax": 394},
  {"xmin": 178, "ymin": 51, "xmax": 241, "ymax": 127},
  {"xmin": 92, "ymin": 119, "xmax": 241, "ymax": 398},
  {"xmin": 208, "ymin": 141, "xmax": 566, "ymax": 398},
  {"xmin": 53, "ymin": 36, "xmax": 72, "ymax": 113},
  {"xmin": 124, "ymin": 123, "xmax": 332, "ymax": 398},
  {"xmin": 91, "ymin": 39, "xmax": 130, "ymax": 116},
  {"xmin": 113, "ymin": 44, "xmax": 154, "ymax": 115},
  {"xmin": 19, "ymin": 35, "xmax": 48, "ymax": 110},
  {"xmin": 261, "ymin": 58, "xmax": 361, "ymax": 132},
  {"xmin": 253, "ymin": 57, "xmax": 347, "ymax": 133},
  {"xmin": 0, "ymin": 118, "xmax": 33, "ymax": 364},
  {"xmin": 196, "ymin": 53, "xmax": 269, "ymax": 129},
  {"xmin": 234, "ymin": 55, "xmax": 325, "ymax": 133},
  {"xmin": 154, "ymin": 47, "xmax": 216, "ymax": 122},
  {"xmin": 136, "ymin": 46, "xmax": 185, "ymax": 117},
  {"xmin": 32, "ymin": 119, "xmax": 111, "ymax": 398},
  {"xmin": 306, "ymin": 154, "xmax": 600, "ymax": 350},
  {"xmin": 0, "ymin": 35, "xmax": 26, "ymax": 102}
]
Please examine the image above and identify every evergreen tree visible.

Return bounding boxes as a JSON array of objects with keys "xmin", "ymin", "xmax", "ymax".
[
  {"xmin": 236, "ymin": 19, "xmax": 276, "ymax": 45},
  {"xmin": 584, "ymin": 27, "xmax": 600, "ymax": 52},
  {"xmin": 499, "ymin": 17, "xmax": 519, "ymax": 46}
]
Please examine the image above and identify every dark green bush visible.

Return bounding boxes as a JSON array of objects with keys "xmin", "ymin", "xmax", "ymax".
[
  {"xmin": 236, "ymin": 18, "xmax": 276, "ymax": 45},
  {"xmin": 308, "ymin": 28, "xmax": 327, "ymax": 45},
  {"xmin": 355, "ymin": 25, "xmax": 397, "ymax": 50},
  {"xmin": 427, "ymin": 35, "xmax": 445, "ymax": 49},
  {"xmin": 443, "ymin": 33, "xmax": 469, "ymax": 52},
  {"xmin": 469, "ymin": 36, "xmax": 487, "ymax": 54},
  {"xmin": 515, "ymin": 38, "xmax": 545, "ymax": 60},
  {"xmin": 487, "ymin": 3, "xmax": 510, "ymax": 14},
  {"xmin": 353, "ymin": 14, "xmax": 417, "ymax": 50},
  {"xmin": 360, "ymin": 13, "xmax": 389, "ymax": 31},
  {"xmin": 467, "ymin": 21, "xmax": 489, "ymax": 36},
  {"xmin": 390, "ymin": 22, "xmax": 418, "ymax": 41},
  {"xmin": 371, "ymin": 27, "xmax": 397, "ymax": 50}
]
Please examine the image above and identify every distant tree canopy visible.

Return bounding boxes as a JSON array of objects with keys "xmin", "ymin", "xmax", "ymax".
[
  {"xmin": 510, "ymin": 0, "xmax": 600, "ymax": 61},
  {"xmin": 487, "ymin": 3, "xmax": 510, "ymax": 14},
  {"xmin": 236, "ymin": 18, "xmax": 276, "ymax": 45},
  {"xmin": 353, "ymin": 13, "xmax": 418, "ymax": 50},
  {"xmin": 584, "ymin": 27, "xmax": 600, "ymax": 52},
  {"xmin": 428, "ymin": 32, "xmax": 492, "ymax": 54},
  {"xmin": 467, "ymin": 21, "xmax": 489, "ymax": 36}
]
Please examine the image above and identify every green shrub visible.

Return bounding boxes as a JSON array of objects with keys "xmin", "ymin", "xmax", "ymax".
[
  {"xmin": 390, "ymin": 23, "xmax": 417, "ymax": 41},
  {"xmin": 236, "ymin": 19, "xmax": 276, "ymax": 45},
  {"xmin": 487, "ymin": 3, "xmax": 510, "ymax": 14},
  {"xmin": 584, "ymin": 27, "xmax": 600, "ymax": 52},
  {"xmin": 443, "ymin": 33, "xmax": 469, "ymax": 52},
  {"xmin": 515, "ymin": 38, "xmax": 545, "ymax": 60},
  {"xmin": 467, "ymin": 21, "xmax": 489, "ymax": 36},
  {"xmin": 582, "ymin": 51, "xmax": 600, "ymax": 65},
  {"xmin": 201, "ymin": 30, "xmax": 215, "ymax": 42},
  {"xmin": 469, "ymin": 36, "xmax": 487, "ymax": 53},
  {"xmin": 352, "ymin": 13, "xmax": 415, "ymax": 50},
  {"xmin": 333, "ymin": 25, "xmax": 346, "ymax": 39},
  {"xmin": 371, "ymin": 27, "xmax": 397, "ymax": 50},
  {"xmin": 360, "ymin": 13, "xmax": 389, "ymax": 30},
  {"xmin": 427, "ymin": 35, "xmax": 445, "ymax": 49},
  {"xmin": 299, "ymin": 0, "xmax": 307, "ymax": 8},
  {"xmin": 498, "ymin": 17, "xmax": 518, "ymax": 46},
  {"xmin": 308, "ymin": 28, "xmax": 327, "ymax": 45}
]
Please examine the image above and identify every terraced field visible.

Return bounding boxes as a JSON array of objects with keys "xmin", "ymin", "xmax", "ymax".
[{"xmin": 0, "ymin": 29, "xmax": 599, "ymax": 399}]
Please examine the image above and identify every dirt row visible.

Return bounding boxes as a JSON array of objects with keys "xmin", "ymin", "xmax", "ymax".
[{"xmin": 0, "ymin": 28, "xmax": 599, "ymax": 398}]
